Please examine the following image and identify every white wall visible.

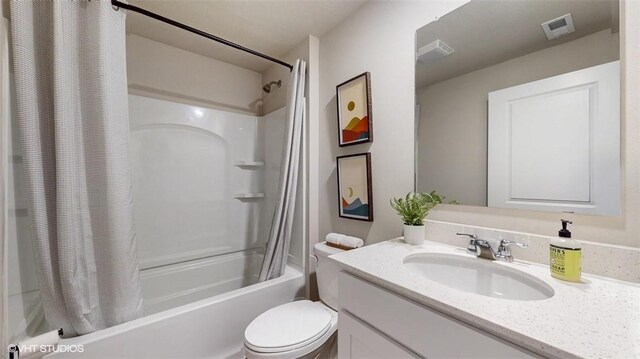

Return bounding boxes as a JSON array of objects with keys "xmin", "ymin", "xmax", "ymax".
[
  {"xmin": 417, "ymin": 29, "xmax": 620, "ymax": 207},
  {"xmin": 427, "ymin": 1, "xmax": 640, "ymax": 249},
  {"xmin": 126, "ymin": 34, "xmax": 263, "ymax": 115},
  {"xmin": 317, "ymin": 1, "xmax": 468, "ymax": 245}
]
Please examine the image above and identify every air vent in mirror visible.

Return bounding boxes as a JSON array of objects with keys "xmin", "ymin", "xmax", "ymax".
[{"xmin": 541, "ymin": 14, "xmax": 575, "ymax": 40}]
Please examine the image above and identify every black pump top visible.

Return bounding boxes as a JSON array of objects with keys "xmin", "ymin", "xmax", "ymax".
[{"xmin": 559, "ymin": 219, "xmax": 572, "ymax": 238}]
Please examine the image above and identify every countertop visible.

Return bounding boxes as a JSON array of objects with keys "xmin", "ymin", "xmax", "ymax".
[{"xmin": 328, "ymin": 239, "xmax": 640, "ymax": 359}]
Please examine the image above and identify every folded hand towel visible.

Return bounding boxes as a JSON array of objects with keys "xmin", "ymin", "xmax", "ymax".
[
  {"xmin": 342, "ymin": 235, "xmax": 364, "ymax": 248},
  {"xmin": 326, "ymin": 233, "xmax": 345, "ymax": 245},
  {"xmin": 326, "ymin": 233, "xmax": 364, "ymax": 249}
]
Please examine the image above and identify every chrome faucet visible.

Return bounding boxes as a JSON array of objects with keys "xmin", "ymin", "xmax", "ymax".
[
  {"xmin": 456, "ymin": 233, "xmax": 528, "ymax": 262},
  {"xmin": 456, "ymin": 233, "xmax": 496, "ymax": 260}
]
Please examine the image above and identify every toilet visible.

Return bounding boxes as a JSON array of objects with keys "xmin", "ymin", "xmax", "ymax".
[{"xmin": 242, "ymin": 242, "xmax": 344, "ymax": 358}]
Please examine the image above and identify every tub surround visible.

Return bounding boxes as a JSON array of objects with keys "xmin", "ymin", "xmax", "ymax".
[
  {"xmin": 329, "ymin": 239, "xmax": 640, "ymax": 358},
  {"xmin": 140, "ymin": 249, "xmax": 263, "ymax": 315}
]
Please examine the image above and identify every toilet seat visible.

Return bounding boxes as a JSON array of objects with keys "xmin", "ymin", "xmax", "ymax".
[{"xmin": 243, "ymin": 300, "xmax": 338, "ymax": 358}]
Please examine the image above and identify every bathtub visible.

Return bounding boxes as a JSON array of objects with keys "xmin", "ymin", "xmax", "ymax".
[
  {"xmin": 140, "ymin": 249, "xmax": 264, "ymax": 315},
  {"xmin": 45, "ymin": 265, "xmax": 304, "ymax": 359}
]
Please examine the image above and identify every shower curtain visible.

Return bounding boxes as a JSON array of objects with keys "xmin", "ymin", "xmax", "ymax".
[
  {"xmin": 259, "ymin": 60, "xmax": 306, "ymax": 281},
  {"xmin": 1, "ymin": 12, "xmax": 9, "ymax": 354},
  {"xmin": 9, "ymin": 1, "xmax": 143, "ymax": 335}
]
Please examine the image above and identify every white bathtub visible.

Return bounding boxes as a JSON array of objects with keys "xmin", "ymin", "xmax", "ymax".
[{"xmin": 46, "ymin": 265, "xmax": 304, "ymax": 359}]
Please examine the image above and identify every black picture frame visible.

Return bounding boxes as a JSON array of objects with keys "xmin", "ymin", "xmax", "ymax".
[
  {"xmin": 336, "ymin": 153, "xmax": 373, "ymax": 221},
  {"xmin": 336, "ymin": 72, "xmax": 373, "ymax": 147}
]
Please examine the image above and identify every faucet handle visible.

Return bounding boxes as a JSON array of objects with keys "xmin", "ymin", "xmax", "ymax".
[
  {"xmin": 499, "ymin": 239, "xmax": 528, "ymax": 249},
  {"xmin": 456, "ymin": 233, "xmax": 478, "ymax": 240},
  {"xmin": 456, "ymin": 233, "xmax": 480, "ymax": 255},
  {"xmin": 496, "ymin": 239, "xmax": 528, "ymax": 262}
]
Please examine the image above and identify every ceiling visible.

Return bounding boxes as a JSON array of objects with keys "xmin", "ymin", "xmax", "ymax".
[
  {"xmin": 126, "ymin": 0, "xmax": 368, "ymax": 73},
  {"xmin": 416, "ymin": 0, "xmax": 619, "ymax": 89}
]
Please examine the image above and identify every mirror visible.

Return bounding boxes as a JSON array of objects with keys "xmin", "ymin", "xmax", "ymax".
[{"xmin": 415, "ymin": 0, "xmax": 620, "ymax": 215}]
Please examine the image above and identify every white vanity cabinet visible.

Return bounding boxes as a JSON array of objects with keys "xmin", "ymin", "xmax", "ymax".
[
  {"xmin": 339, "ymin": 311, "xmax": 419, "ymax": 358},
  {"xmin": 337, "ymin": 272, "xmax": 539, "ymax": 359}
]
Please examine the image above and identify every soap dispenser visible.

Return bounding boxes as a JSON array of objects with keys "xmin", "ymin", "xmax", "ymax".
[{"xmin": 550, "ymin": 219, "xmax": 582, "ymax": 282}]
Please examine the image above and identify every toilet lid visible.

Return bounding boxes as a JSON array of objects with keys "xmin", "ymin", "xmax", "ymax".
[{"xmin": 244, "ymin": 300, "xmax": 333, "ymax": 353}]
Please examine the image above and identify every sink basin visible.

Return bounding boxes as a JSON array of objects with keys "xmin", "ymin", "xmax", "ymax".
[{"xmin": 403, "ymin": 253, "xmax": 554, "ymax": 301}]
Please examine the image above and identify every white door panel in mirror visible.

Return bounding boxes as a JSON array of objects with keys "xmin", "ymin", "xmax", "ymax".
[
  {"xmin": 488, "ymin": 61, "xmax": 620, "ymax": 215},
  {"xmin": 510, "ymin": 86, "xmax": 591, "ymax": 202}
]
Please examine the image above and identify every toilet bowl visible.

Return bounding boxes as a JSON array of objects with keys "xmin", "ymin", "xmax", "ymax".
[
  {"xmin": 243, "ymin": 242, "xmax": 344, "ymax": 359},
  {"xmin": 243, "ymin": 300, "xmax": 337, "ymax": 358}
]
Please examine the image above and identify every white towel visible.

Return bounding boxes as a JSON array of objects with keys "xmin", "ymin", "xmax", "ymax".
[
  {"xmin": 343, "ymin": 236, "xmax": 364, "ymax": 248},
  {"xmin": 326, "ymin": 233, "xmax": 364, "ymax": 248},
  {"xmin": 326, "ymin": 233, "xmax": 345, "ymax": 244}
]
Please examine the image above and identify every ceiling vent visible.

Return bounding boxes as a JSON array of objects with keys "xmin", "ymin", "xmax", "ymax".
[
  {"xmin": 416, "ymin": 39, "xmax": 454, "ymax": 63},
  {"xmin": 541, "ymin": 13, "xmax": 575, "ymax": 40}
]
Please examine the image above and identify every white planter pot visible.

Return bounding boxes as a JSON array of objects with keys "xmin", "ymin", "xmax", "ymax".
[{"xmin": 403, "ymin": 224, "xmax": 425, "ymax": 245}]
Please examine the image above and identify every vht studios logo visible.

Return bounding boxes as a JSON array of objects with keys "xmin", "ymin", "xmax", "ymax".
[{"xmin": 8, "ymin": 343, "xmax": 85, "ymax": 355}]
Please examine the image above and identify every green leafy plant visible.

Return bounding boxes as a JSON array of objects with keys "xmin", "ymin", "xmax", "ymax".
[{"xmin": 390, "ymin": 191, "xmax": 457, "ymax": 226}]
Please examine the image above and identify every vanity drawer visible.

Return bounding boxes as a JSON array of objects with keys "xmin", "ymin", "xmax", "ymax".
[
  {"xmin": 338, "ymin": 271, "xmax": 538, "ymax": 358},
  {"xmin": 338, "ymin": 310, "xmax": 419, "ymax": 359}
]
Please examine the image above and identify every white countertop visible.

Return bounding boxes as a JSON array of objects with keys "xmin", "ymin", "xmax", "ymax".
[{"xmin": 328, "ymin": 239, "xmax": 640, "ymax": 359}]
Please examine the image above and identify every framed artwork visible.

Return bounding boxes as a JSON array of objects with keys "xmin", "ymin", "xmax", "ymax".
[
  {"xmin": 337, "ymin": 153, "xmax": 373, "ymax": 221},
  {"xmin": 336, "ymin": 72, "xmax": 372, "ymax": 146}
]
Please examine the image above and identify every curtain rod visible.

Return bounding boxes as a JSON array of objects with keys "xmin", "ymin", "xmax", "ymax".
[{"xmin": 111, "ymin": 0, "xmax": 294, "ymax": 71}]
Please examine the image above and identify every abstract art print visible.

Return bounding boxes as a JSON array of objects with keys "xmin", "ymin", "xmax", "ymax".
[
  {"xmin": 336, "ymin": 72, "xmax": 372, "ymax": 146},
  {"xmin": 337, "ymin": 153, "xmax": 373, "ymax": 221}
]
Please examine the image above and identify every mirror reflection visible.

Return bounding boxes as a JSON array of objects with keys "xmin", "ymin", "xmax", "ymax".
[{"xmin": 415, "ymin": 0, "xmax": 620, "ymax": 215}]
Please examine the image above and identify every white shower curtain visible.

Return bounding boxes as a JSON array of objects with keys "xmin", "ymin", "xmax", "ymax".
[
  {"xmin": 259, "ymin": 60, "xmax": 306, "ymax": 281},
  {"xmin": 1, "ymin": 12, "xmax": 9, "ymax": 355},
  {"xmin": 9, "ymin": 1, "xmax": 143, "ymax": 336}
]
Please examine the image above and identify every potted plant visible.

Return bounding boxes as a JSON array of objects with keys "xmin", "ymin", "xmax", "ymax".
[{"xmin": 390, "ymin": 191, "xmax": 453, "ymax": 245}]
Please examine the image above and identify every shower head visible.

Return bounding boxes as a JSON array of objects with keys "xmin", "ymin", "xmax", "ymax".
[{"xmin": 262, "ymin": 80, "xmax": 282, "ymax": 93}]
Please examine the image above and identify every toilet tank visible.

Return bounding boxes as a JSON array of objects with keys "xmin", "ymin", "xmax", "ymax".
[{"xmin": 313, "ymin": 242, "xmax": 344, "ymax": 311}]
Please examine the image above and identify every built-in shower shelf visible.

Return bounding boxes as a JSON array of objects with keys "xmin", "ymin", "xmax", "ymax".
[
  {"xmin": 234, "ymin": 193, "xmax": 265, "ymax": 199},
  {"xmin": 234, "ymin": 160, "xmax": 265, "ymax": 167}
]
